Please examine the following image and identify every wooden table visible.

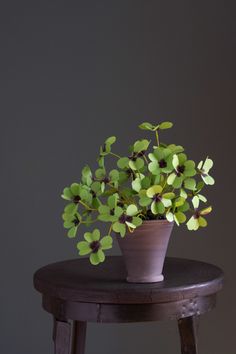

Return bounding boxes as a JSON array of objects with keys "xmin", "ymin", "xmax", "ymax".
[{"xmin": 34, "ymin": 256, "xmax": 224, "ymax": 354}]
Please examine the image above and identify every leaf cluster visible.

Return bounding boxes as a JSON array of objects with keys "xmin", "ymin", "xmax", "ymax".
[{"xmin": 61, "ymin": 121, "xmax": 215, "ymax": 264}]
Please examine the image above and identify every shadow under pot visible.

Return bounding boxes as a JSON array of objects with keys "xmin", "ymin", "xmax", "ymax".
[{"xmin": 116, "ymin": 220, "xmax": 174, "ymax": 283}]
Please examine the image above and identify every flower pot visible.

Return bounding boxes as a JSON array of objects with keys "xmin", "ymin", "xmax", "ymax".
[{"xmin": 116, "ymin": 220, "xmax": 174, "ymax": 283}]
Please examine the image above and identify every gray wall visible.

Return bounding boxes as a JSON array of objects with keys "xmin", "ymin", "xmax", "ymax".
[{"xmin": 1, "ymin": 1, "xmax": 235, "ymax": 353}]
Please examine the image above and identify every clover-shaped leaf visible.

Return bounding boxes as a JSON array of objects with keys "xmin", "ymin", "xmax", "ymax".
[
  {"xmin": 198, "ymin": 157, "xmax": 215, "ymax": 185},
  {"xmin": 186, "ymin": 197, "xmax": 212, "ymax": 231},
  {"xmin": 77, "ymin": 229, "xmax": 113, "ymax": 265}
]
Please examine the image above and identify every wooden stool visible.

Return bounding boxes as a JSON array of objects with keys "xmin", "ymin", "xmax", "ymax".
[{"xmin": 34, "ymin": 256, "xmax": 224, "ymax": 354}]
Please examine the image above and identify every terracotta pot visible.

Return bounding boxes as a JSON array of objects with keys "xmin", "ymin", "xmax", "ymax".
[{"xmin": 117, "ymin": 220, "xmax": 174, "ymax": 283}]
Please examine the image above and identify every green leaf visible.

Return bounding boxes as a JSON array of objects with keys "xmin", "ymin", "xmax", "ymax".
[
  {"xmin": 64, "ymin": 203, "xmax": 78, "ymax": 214},
  {"xmin": 202, "ymin": 175, "xmax": 215, "ymax": 185},
  {"xmin": 167, "ymin": 172, "xmax": 176, "ymax": 185},
  {"xmin": 92, "ymin": 229, "xmax": 100, "ymax": 241},
  {"xmin": 172, "ymin": 176, "xmax": 183, "ymax": 189},
  {"xmin": 63, "ymin": 220, "xmax": 75, "ymax": 229},
  {"xmin": 82, "ymin": 165, "xmax": 91, "ymax": 178},
  {"xmin": 138, "ymin": 122, "xmax": 155, "ymax": 130},
  {"xmin": 161, "ymin": 198, "xmax": 172, "ymax": 207},
  {"xmin": 180, "ymin": 188, "xmax": 188, "ymax": 199},
  {"xmin": 132, "ymin": 217, "xmax": 143, "ymax": 227},
  {"xmin": 62, "ymin": 212, "xmax": 74, "ymax": 221},
  {"xmin": 91, "ymin": 181, "xmax": 101, "ymax": 193},
  {"xmin": 84, "ymin": 232, "xmax": 93, "ymax": 242},
  {"xmin": 112, "ymin": 222, "xmax": 126, "ymax": 237},
  {"xmin": 101, "ymin": 182, "xmax": 105, "ymax": 193},
  {"xmin": 80, "ymin": 189, "xmax": 92, "ymax": 204},
  {"xmin": 133, "ymin": 139, "xmax": 150, "ymax": 153},
  {"xmin": 187, "ymin": 216, "xmax": 199, "ymax": 231},
  {"xmin": 117, "ymin": 157, "xmax": 129, "ymax": 169},
  {"xmin": 167, "ymin": 144, "xmax": 184, "ymax": 154},
  {"xmin": 202, "ymin": 158, "xmax": 213, "ymax": 172},
  {"xmin": 199, "ymin": 216, "xmax": 207, "ymax": 227},
  {"xmin": 129, "ymin": 158, "xmax": 144, "ymax": 171},
  {"xmin": 105, "ymin": 136, "xmax": 116, "ymax": 145},
  {"xmin": 98, "ymin": 205, "xmax": 110, "ymax": 215},
  {"xmin": 126, "ymin": 204, "xmax": 138, "ymax": 216},
  {"xmin": 142, "ymin": 176, "xmax": 151, "ymax": 189},
  {"xmin": 95, "ymin": 168, "xmax": 105, "ymax": 179},
  {"xmin": 125, "ymin": 221, "xmax": 137, "ymax": 229},
  {"xmin": 162, "ymin": 192, "xmax": 175, "ymax": 199},
  {"xmin": 114, "ymin": 206, "xmax": 123, "ymax": 217},
  {"xmin": 174, "ymin": 211, "xmax": 186, "ymax": 224},
  {"xmin": 98, "ymin": 214, "xmax": 116, "ymax": 222},
  {"xmin": 109, "ymin": 169, "xmax": 119, "ymax": 181},
  {"xmin": 198, "ymin": 194, "xmax": 207, "ymax": 203},
  {"xmin": 100, "ymin": 236, "xmax": 113, "ymax": 249},
  {"xmin": 172, "ymin": 154, "xmax": 179, "ymax": 169},
  {"xmin": 67, "ymin": 226, "xmax": 78, "ymax": 238},
  {"xmin": 70, "ymin": 183, "xmax": 80, "ymax": 196},
  {"xmin": 107, "ymin": 194, "xmax": 118, "ymax": 209},
  {"xmin": 151, "ymin": 201, "xmax": 159, "ymax": 215},
  {"xmin": 157, "ymin": 201, "xmax": 165, "ymax": 214},
  {"xmin": 132, "ymin": 178, "xmax": 142, "ymax": 192},
  {"xmin": 97, "ymin": 249, "xmax": 105, "ymax": 262},
  {"xmin": 146, "ymin": 185, "xmax": 162, "ymax": 198},
  {"xmin": 62, "ymin": 187, "xmax": 73, "ymax": 200},
  {"xmin": 139, "ymin": 196, "xmax": 151, "ymax": 207},
  {"xmin": 90, "ymin": 253, "xmax": 100, "ymax": 265},
  {"xmin": 148, "ymin": 161, "xmax": 160, "ymax": 175},
  {"xmin": 200, "ymin": 206, "xmax": 212, "ymax": 215},
  {"xmin": 159, "ymin": 121, "xmax": 173, "ymax": 130},
  {"xmin": 166, "ymin": 212, "xmax": 174, "ymax": 222},
  {"xmin": 184, "ymin": 178, "xmax": 196, "ymax": 190},
  {"xmin": 192, "ymin": 196, "xmax": 199, "ymax": 209},
  {"xmin": 175, "ymin": 197, "xmax": 185, "ymax": 207},
  {"xmin": 179, "ymin": 201, "xmax": 190, "ymax": 212},
  {"xmin": 77, "ymin": 241, "xmax": 91, "ymax": 255}
]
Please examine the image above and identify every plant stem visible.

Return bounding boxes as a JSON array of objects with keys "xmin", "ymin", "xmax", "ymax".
[
  {"xmin": 143, "ymin": 155, "xmax": 149, "ymax": 165},
  {"xmin": 108, "ymin": 224, "xmax": 113, "ymax": 235},
  {"xmin": 80, "ymin": 219, "xmax": 98, "ymax": 224},
  {"xmin": 79, "ymin": 200, "xmax": 97, "ymax": 211},
  {"xmin": 109, "ymin": 152, "xmax": 121, "ymax": 159},
  {"xmin": 155, "ymin": 130, "xmax": 160, "ymax": 146}
]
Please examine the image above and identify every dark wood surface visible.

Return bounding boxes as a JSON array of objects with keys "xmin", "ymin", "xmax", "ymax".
[
  {"xmin": 34, "ymin": 256, "xmax": 224, "ymax": 305},
  {"xmin": 34, "ymin": 256, "xmax": 224, "ymax": 353}
]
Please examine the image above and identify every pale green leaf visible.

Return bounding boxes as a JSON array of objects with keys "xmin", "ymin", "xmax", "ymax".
[
  {"xmin": 200, "ymin": 206, "xmax": 212, "ymax": 215},
  {"xmin": 159, "ymin": 121, "xmax": 173, "ymax": 130},
  {"xmin": 117, "ymin": 157, "xmax": 129, "ymax": 169},
  {"xmin": 187, "ymin": 216, "xmax": 199, "ymax": 231},
  {"xmin": 199, "ymin": 216, "xmax": 207, "ymax": 227},
  {"xmin": 97, "ymin": 249, "xmax": 105, "ymax": 262},
  {"xmin": 146, "ymin": 185, "xmax": 162, "ymax": 197},
  {"xmin": 77, "ymin": 241, "xmax": 91, "ymax": 255},
  {"xmin": 100, "ymin": 236, "xmax": 113, "ymax": 249},
  {"xmin": 84, "ymin": 232, "xmax": 93, "ymax": 242},
  {"xmin": 126, "ymin": 204, "xmax": 138, "ymax": 216},
  {"xmin": 92, "ymin": 229, "xmax": 100, "ymax": 241},
  {"xmin": 138, "ymin": 122, "xmax": 155, "ymax": 130},
  {"xmin": 67, "ymin": 226, "xmax": 78, "ymax": 238},
  {"xmin": 90, "ymin": 253, "xmax": 100, "ymax": 265},
  {"xmin": 192, "ymin": 196, "xmax": 199, "ymax": 209}
]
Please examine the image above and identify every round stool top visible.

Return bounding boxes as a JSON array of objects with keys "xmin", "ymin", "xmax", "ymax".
[{"xmin": 34, "ymin": 256, "xmax": 224, "ymax": 305}]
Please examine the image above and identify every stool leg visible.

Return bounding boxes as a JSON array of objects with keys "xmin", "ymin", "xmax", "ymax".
[
  {"xmin": 53, "ymin": 318, "xmax": 71, "ymax": 354},
  {"xmin": 178, "ymin": 316, "xmax": 199, "ymax": 354},
  {"xmin": 71, "ymin": 321, "xmax": 87, "ymax": 354}
]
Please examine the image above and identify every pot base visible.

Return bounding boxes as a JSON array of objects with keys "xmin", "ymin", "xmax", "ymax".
[{"xmin": 127, "ymin": 274, "xmax": 164, "ymax": 283}]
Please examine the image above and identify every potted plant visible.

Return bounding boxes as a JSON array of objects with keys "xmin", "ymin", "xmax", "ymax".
[{"xmin": 61, "ymin": 121, "xmax": 214, "ymax": 283}]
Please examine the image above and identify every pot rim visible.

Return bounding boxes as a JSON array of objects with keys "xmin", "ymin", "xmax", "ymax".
[{"xmin": 140, "ymin": 219, "xmax": 174, "ymax": 225}]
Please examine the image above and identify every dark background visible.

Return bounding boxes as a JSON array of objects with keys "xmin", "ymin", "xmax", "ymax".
[{"xmin": 1, "ymin": 1, "xmax": 235, "ymax": 353}]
